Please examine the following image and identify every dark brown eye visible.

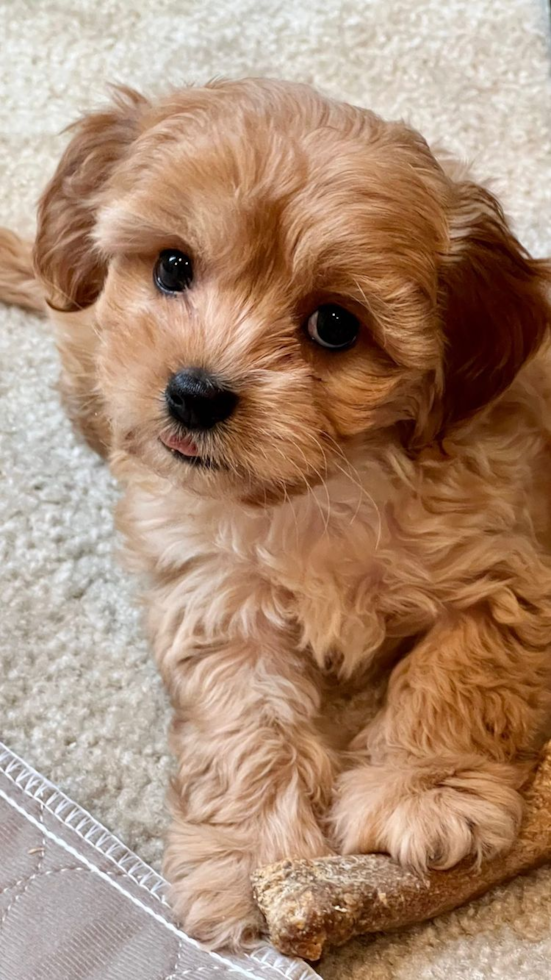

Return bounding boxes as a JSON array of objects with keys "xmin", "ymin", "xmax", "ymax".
[
  {"xmin": 154, "ymin": 249, "xmax": 193, "ymax": 293},
  {"xmin": 306, "ymin": 304, "xmax": 359, "ymax": 350}
]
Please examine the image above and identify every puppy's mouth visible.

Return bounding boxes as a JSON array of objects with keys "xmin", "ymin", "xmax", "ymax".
[{"xmin": 159, "ymin": 432, "xmax": 218, "ymax": 469}]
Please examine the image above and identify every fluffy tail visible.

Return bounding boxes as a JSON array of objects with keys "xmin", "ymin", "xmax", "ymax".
[{"xmin": 0, "ymin": 228, "xmax": 45, "ymax": 313}]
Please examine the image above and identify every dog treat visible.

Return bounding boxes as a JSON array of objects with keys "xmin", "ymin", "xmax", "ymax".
[{"xmin": 252, "ymin": 746, "xmax": 551, "ymax": 960}]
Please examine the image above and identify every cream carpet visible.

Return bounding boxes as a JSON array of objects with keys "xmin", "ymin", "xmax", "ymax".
[{"xmin": 1, "ymin": 1, "xmax": 551, "ymax": 977}]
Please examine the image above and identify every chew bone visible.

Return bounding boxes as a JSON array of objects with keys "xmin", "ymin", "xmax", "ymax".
[{"xmin": 252, "ymin": 747, "xmax": 551, "ymax": 960}]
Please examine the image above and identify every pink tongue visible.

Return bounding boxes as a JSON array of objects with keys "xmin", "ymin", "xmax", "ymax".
[{"xmin": 162, "ymin": 433, "xmax": 200, "ymax": 456}]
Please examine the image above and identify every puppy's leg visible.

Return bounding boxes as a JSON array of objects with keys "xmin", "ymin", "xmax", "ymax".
[
  {"xmin": 162, "ymin": 638, "xmax": 335, "ymax": 949},
  {"xmin": 0, "ymin": 229, "xmax": 44, "ymax": 312},
  {"xmin": 333, "ymin": 606, "xmax": 551, "ymax": 870}
]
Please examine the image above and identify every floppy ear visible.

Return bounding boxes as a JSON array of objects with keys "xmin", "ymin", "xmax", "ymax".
[
  {"xmin": 34, "ymin": 87, "xmax": 148, "ymax": 312},
  {"xmin": 437, "ymin": 182, "xmax": 550, "ymax": 432}
]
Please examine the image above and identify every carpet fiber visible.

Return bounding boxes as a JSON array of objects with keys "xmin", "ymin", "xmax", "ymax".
[{"xmin": 1, "ymin": 1, "xmax": 551, "ymax": 977}]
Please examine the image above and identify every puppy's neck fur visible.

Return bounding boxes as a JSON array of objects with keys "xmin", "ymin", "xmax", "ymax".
[{"xmin": 114, "ymin": 357, "xmax": 551, "ymax": 688}]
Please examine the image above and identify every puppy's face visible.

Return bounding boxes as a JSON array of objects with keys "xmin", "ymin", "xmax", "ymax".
[{"xmin": 35, "ymin": 81, "xmax": 549, "ymax": 502}]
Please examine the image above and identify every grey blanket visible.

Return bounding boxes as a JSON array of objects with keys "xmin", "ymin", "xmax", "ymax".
[{"xmin": 0, "ymin": 744, "xmax": 316, "ymax": 980}]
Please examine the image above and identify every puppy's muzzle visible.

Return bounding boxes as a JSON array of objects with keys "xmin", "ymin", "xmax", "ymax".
[{"xmin": 165, "ymin": 368, "xmax": 238, "ymax": 430}]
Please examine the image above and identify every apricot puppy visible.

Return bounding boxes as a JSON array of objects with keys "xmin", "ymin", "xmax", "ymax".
[{"xmin": 1, "ymin": 78, "xmax": 551, "ymax": 950}]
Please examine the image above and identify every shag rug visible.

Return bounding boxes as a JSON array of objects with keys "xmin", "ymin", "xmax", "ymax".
[{"xmin": 1, "ymin": 0, "xmax": 550, "ymax": 977}]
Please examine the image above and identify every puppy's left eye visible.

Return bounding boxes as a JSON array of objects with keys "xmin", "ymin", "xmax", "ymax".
[
  {"xmin": 306, "ymin": 304, "xmax": 360, "ymax": 350},
  {"xmin": 154, "ymin": 249, "xmax": 193, "ymax": 293}
]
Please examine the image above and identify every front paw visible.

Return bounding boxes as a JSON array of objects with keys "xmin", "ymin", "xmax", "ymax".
[
  {"xmin": 163, "ymin": 811, "xmax": 330, "ymax": 949},
  {"xmin": 167, "ymin": 855, "xmax": 263, "ymax": 950},
  {"xmin": 332, "ymin": 759, "xmax": 524, "ymax": 870}
]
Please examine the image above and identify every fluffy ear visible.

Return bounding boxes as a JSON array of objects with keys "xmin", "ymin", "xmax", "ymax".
[
  {"xmin": 34, "ymin": 87, "xmax": 148, "ymax": 312},
  {"xmin": 437, "ymin": 182, "xmax": 550, "ymax": 432}
]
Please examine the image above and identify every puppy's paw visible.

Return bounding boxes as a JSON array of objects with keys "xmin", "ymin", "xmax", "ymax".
[
  {"xmin": 163, "ymin": 817, "xmax": 263, "ymax": 949},
  {"xmin": 163, "ymin": 813, "xmax": 330, "ymax": 949},
  {"xmin": 332, "ymin": 760, "xmax": 523, "ymax": 870},
  {"xmin": 168, "ymin": 857, "xmax": 263, "ymax": 950}
]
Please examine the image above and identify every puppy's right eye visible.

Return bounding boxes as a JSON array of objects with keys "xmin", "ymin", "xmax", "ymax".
[{"xmin": 154, "ymin": 249, "xmax": 193, "ymax": 293}]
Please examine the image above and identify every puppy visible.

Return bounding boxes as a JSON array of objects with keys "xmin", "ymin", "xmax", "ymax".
[{"xmin": 2, "ymin": 78, "xmax": 551, "ymax": 951}]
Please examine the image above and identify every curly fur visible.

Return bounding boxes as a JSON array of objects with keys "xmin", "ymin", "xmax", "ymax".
[{"xmin": 1, "ymin": 77, "xmax": 551, "ymax": 950}]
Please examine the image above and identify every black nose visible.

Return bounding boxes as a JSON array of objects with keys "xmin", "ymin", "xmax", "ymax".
[{"xmin": 165, "ymin": 368, "xmax": 238, "ymax": 430}]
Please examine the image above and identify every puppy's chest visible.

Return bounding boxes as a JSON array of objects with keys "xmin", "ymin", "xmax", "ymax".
[
  {"xmin": 260, "ymin": 517, "xmax": 389, "ymax": 672},
  {"xmin": 134, "ymin": 486, "xmax": 408, "ymax": 674},
  {"xmin": 126, "ymin": 463, "xmax": 458, "ymax": 677}
]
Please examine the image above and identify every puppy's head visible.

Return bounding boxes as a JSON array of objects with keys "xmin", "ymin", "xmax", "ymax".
[{"xmin": 35, "ymin": 79, "xmax": 550, "ymax": 501}]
